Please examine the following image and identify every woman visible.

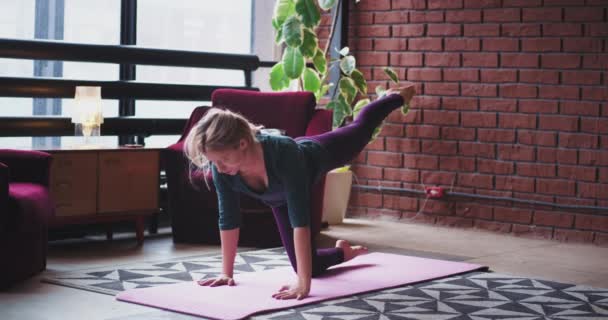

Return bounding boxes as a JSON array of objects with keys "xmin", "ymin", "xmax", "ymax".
[{"xmin": 184, "ymin": 83, "xmax": 416, "ymax": 300}]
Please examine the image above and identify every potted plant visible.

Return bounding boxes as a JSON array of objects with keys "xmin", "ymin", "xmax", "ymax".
[{"xmin": 269, "ymin": 0, "xmax": 408, "ymax": 224}]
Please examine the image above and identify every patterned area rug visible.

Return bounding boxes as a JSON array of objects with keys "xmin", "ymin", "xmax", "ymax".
[{"xmin": 44, "ymin": 248, "xmax": 608, "ymax": 319}]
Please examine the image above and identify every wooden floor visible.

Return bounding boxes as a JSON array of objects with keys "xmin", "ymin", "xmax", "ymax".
[{"xmin": 1, "ymin": 218, "xmax": 607, "ymax": 320}]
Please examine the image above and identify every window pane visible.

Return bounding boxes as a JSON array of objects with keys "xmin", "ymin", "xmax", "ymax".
[{"xmin": 135, "ymin": 100, "xmax": 204, "ymax": 119}]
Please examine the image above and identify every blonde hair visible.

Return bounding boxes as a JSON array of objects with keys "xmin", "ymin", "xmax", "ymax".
[{"xmin": 183, "ymin": 108, "xmax": 262, "ymax": 188}]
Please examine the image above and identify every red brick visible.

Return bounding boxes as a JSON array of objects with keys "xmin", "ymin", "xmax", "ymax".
[
  {"xmin": 498, "ymin": 144, "xmax": 536, "ymax": 161},
  {"xmin": 566, "ymin": 8, "xmax": 604, "ymax": 22},
  {"xmin": 501, "ymin": 53, "xmax": 539, "ymax": 68},
  {"xmin": 556, "ymin": 197, "xmax": 596, "ymax": 207},
  {"xmin": 442, "ymin": 97, "xmax": 477, "ymax": 111},
  {"xmin": 543, "ymin": 23, "xmax": 583, "ymax": 37},
  {"xmin": 600, "ymin": 168, "xmax": 608, "ymax": 183},
  {"xmin": 581, "ymin": 117, "xmax": 608, "ymax": 134},
  {"xmin": 425, "ymin": 83, "xmax": 460, "ymax": 96},
  {"xmin": 455, "ymin": 203, "xmax": 493, "ymax": 220},
  {"xmin": 444, "ymin": 69, "xmax": 479, "ymax": 82},
  {"xmin": 481, "ymin": 69, "xmax": 516, "ymax": 83},
  {"xmin": 464, "ymin": 24, "xmax": 500, "ymax": 36},
  {"xmin": 372, "ymin": 67, "xmax": 404, "ymax": 81},
  {"xmin": 542, "ymin": 54, "xmax": 582, "ymax": 69},
  {"xmin": 352, "ymin": 165, "xmax": 383, "ymax": 180},
  {"xmin": 446, "ymin": 10, "xmax": 482, "ymax": 22},
  {"xmin": 350, "ymin": 39, "xmax": 373, "ymax": 50},
  {"xmin": 436, "ymin": 216, "xmax": 475, "ymax": 228},
  {"xmin": 458, "ymin": 173, "xmax": 494, "ymax": 188},
  {"xmin": 563, "ymin": 71, "xmax": 602, "ymax": 85},
  {"xmin": 409, "ymin": 38, "xmax": 443, "ymax": 51},
  {"xmin": 576, "ymin": 215, "xmax": 608, "ymax": 232},
  {"xmin": 583, "ymin": 54, "xmax": 608, "ymax": 69},
  {"xmin": 475, "ymin": 220, "xmax": 512, "ymax": 233},
  {"xmin": 539, "ymin": 86, "xmax": 580, "ymax": 100},
  {"xmin": 512, "ymin": 224, "xmax": 554, "ymax": 240},
  {"xmin": 427, "ymin": 24, "xmax": 462, "ymax": 36},
  {"xmin": 411, "ymin": 96, "xmax": 441, "ymax": 109},
  {"xmin": 499, "ymin": 113, "xmax": 536, "ymax": 129},
  {"xmin": 419, "ymin": 199, "xmax": 453, "ymax": 215},
  {"xmin": 375, "ymin": 39, "xmax": 407, "ymax": 51},
  {"xmin": 560, "ymin": 101, "xmax": 608, "ymax": 116},
  {"xmin": 519, "ymin": 100, "xmax": 558, "ymax": 114},
  {"xmin": 428, "ymin": 0, "xmax": 463, "ymax": 8},
  {"xmin": 563, "ymin": 38, "xmax": 604, "ymax": 53},
  {"xmin": 402, "ymin": 212, "xmax": 438, "ymax": 224},
  {"xmin": 495, "ymin": 175, "xmax": 535, "ymax": 192},
  {"xmin": 404, "ymin": 68, "xmax": 440, "ymax": 82},
  {"xmin": 463, "ymin": 53, "xmax": 498, "ymax": 67},
  {"xmin": 539, "ymin": 115, "xmax": 578, "ymax": 132},
  {"xmin": 358, "ymin": 52, "xmax": 389, "ymax": 66},
  {"xmin": 352, "ymin": 0, "xmax": 390, "ymax": 9},
  {"xmin": 503, "ymin": 0, "xmax": 541, "ymax": 6},
  {"xmin": 393, "ymin": 25, "xmax": 425, "ymax": 37},
  {"xmin": 421, "ymin": 171, "xmax": 457, "ymax": 185},
  {"xmin": 423, "ymin": 110, "xmax": 460, "ymax": 126},
  {"xmin": 403, "ymin": 155, "xmax": 440, "ymax": 170},
  {"xmin": 495, "ymin": 207, "xmax": 533, "ymax": 224},
  {"xmin": 366, "ymin": 137, "xmax": 385, "ymax": 151},
  {"xmin": 459, "ymin": 142, "xmax": 496, "ymax": 158},
  {"xmin": 501, "ymin": 23, "xmax": 541, "ymax": 37},
  {"xmin": 383, "ymin": 195, "xmax": 418, "ymax": 211},
  {"xmin": 578, "ymin": 182, "xmax": 608, "ymax": 199},
  {"xmin": 350, "ymin": 12, "xmax": 376, "ymax": 25},
  {"xmin": 462, "ymin": 112, "xmax": 496, "ymax": 128},
  {"xmin": 483, "ymin": 8, "xmax": 521, "ymax": 22},
  {"xmin": 390, "ymin": 52, "xmax": 423, "ymax": 66},
  {"xmin": 461, "ymin": 83, "xmax": 497, "ymax": 97},
  {"xmin": 595, "ymin": 233, "xmax": 608, "ymax": 247},
  {"xmin": 439, "ymin": 156, "xmax": 476, "ymax": 171},
  {"xmin": 405, "ymin": 125, "xmax": 441, "ymax": 138},
  {"xmin": 409, "ymin": 11, "xmax": 444, "ymax": 23},
  {"xmin": 425, "ymin": 53, "xmax": 461, "ymax": 67},
  {"xmin": 367, "ymin": 152, "xmax": 402, "ymax": 167},
  {"xmin": 384, "ymin": 168, "xmax": 419, "ymax": 182},
  {"xmin": 378, "ymin": 123, "xmax": 404, "ymax": 137},
  {"xmin": 464, "ymin": 0, "xmax": 501, "ymax": 8},
  {"xmin": 558, "ymin": 165, "xmax": 597, "ymax": 182},
  {"xmin": 559, "ymin": 132, "xmax": 599, "ymax": 149},
  {"xmin": 374, "ymin": 11, "xmax": 408, "ymax": 24},
  {"xmin": 422, "ymin": 140, "xmax": 458, "ymax": 155},
  {"xmin": 480, "ymin": 98, "xmax": 517, "ymax": 112},
  {"xmin": 554, "ymin": 229, "xmax": 595, "ymax": 243},
  {"xmin": 349, "ymin": 192, "xmax": 382, "ymax": 208},
  {"xmin": 537, "ymin": 179, "xmax": 576, "ymax": 196},
  {"xmin": 518, "ymin": 130, "xmax": 557, "ymax": 147},
  {"xmin": 544, "ymin": 0, "xmax": 584, "ymax": 5},
  {"xmin": 478, "ymin": 159, "xmax": 514, "ymax": 174},
  {"xmin": 391, "ymin": 0, "xmax": 427, "ymax": 9},
  {"xmin": 445, "ymin": 38, "xmax": 480, "ymax": 51},
  {"xmin": 354, "ymin": 25, "xmax": 390, "ymax": 37},
  {"xmin": 478, "ymin": 128, "xmax": 516, "ymax": 143},
  {"xmin": 523, "ymin": 8, "xmax": 562, "ymax": 22},
  {"xmin": 521, "ymin": 38, "xmax": 561, "ymax": 52},
  {"xmin": 537, "ymin": 147, "xmax": 578, "ymax": 164},
  {"xmin": 586, "ymin": 23, "xmax": 608, "ymax": 37},
  {"xmin": 517, "ymin": 163, "xmax": 556, "ymax": 178},
  {"xmin": 500, "ymin": 84, "xmax": 537, "ymax": 98},
  {"xmin": 519, "ymin": 70, "xmax": 560, "ymax": 84},
  {"xmin": 582, "ymin": 87, "xmax": 608, "ymax": 101},
  {"xmin": 587, "ymin": 0, "xmax": 608, "ymax": 5},
  {"xmin": 534, "ymin": 211, "xmax": 574, "ymax": 228},
  {"xmin": 386, "ymin": 138, "xmax": 420, "ymax": 153}
]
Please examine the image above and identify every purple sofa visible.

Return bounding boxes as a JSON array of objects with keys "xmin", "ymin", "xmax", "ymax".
[
  {"xmin": 0, "ymin": 149, "xmax": 54, "ymax": 288},
  {"xmin": 163, "ymin": 89, "xmax": 333, "ymax": 247}
]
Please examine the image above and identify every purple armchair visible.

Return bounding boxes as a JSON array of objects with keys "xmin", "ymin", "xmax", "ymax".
[
  {"xmin": 163, "ymin": 89, "xmax": 333, "ymax": 247},
  {"xmin": 0, "ymin": 149, "xmax": 54, "ymax": 288}
]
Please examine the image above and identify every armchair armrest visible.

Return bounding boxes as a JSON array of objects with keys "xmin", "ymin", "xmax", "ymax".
[
  {"xmin": 0, "ymin": 162, "xmax": 8, "ymax": 232},
  {"xmin": 0, "ymin": 149, "xmax": 52, "ymax": 186},
  {"xmin": 304, "ymin": 109, "xmax": 333, "ymax": 137}
]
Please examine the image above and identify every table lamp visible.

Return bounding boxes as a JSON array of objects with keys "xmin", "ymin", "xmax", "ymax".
[{"xmin": 72, "ymin": 86, "xmax": 103, "ymax": 145}]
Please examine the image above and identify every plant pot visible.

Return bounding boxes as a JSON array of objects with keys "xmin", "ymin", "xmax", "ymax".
[{"xmin": 321, "ymin": 168, "xmax": 353, "ymax": 225}]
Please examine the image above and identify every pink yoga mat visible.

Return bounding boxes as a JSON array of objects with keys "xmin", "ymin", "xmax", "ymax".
[{"xmin": 116, "ymin": 252, "xmax": 486, "ymax": 320}]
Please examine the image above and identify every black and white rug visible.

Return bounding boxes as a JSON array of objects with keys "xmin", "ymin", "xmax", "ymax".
[{"xmin": 44, "ymin": 248, "xmax": 608, "ymax": 319}]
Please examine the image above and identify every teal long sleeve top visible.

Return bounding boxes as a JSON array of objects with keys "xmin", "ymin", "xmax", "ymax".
[{"xmin": 211, "ymin": 133, "xmax": 330, "ymax": 230}]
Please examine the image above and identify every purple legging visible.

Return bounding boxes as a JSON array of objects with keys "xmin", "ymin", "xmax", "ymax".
[{"xmin": 272, "ymin": 93, "xmax": 405, "ymax": 277}]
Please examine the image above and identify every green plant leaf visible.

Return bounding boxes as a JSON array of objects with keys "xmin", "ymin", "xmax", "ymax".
[
  {"xmin": 303, "ymin": 67, "xmax": 321, "ymax": 95},
  {"xmin": 339, "ymin": 46, "xmax": 349, "ymax": 56},
  {"xmin": 352, "ymin": 98, "xmax": 370, "ymax": 120},
  {"xmin": 275, "ymin": 27, "xmax": 283, "ymax": 44},
  {"xmin": 312, "ymin": 49, "xmax": 327, "ymax": 75},
  {"xmin": 282, "ymin": 46, "xmax": 305, "ymax": 79},
  {"xmin": 325, "ymin": 100, "xmax": 337, "ymax": 110},
  {"xmin": 283, "ymin": 16, "xmax": 303, "ymax": 47},
  {"xmin": 375, "ymin": 85, "xmax": 387, "ymax": 97},
  {"xmin": 319, "ymin": 84, "xmax": 331, "ymax": 98},
  {"xmin": 269, "ymin": 62, "xmax": 290, "ymax": 91},
  {"xmin": 339, "ymin": 77, "xmax": 357, "ymax": 104},
  {"xmin": 371, "ymin": 124, "xmax": 382, "ymax": 140},
  {"xmin": 300, "ymin": 28, "xmax": 318, "ymax": 58},
  {"xmin": 272, "ymin": 0, "xmax": 295, "ymax": 31},
  {"xmin": 332, "ymin": 94, "xmax": 352, "ymax": 129},
  {"xmin": 339, "ymin": 55, "xmax": 356, "ymax": 76},
  {"xmin": 401, "ymin": 103, "xmax": 410, "ymax": 115},
  {"xmin": 333, "ymin": 165, "xmax": 351, "ymax": 173},
  {"xmin": 383, "ymin": 67, "xmax": 399, "ymax": 84},
  {"xmin": 295, "ymin": 0, "xmax": 320, "ymax": 28},
  {"xmin": 318, "ymin": 0, "xmax": 337, "ymax": 10},
  {"xmin": 350, "ymin": 69, "xmax": 367, "ymax": 95}
]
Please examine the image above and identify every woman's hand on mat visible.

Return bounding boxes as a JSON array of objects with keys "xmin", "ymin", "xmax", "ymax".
[
  {"xmin": 272, "ymin": 283, "xmax": 310, "ymax": 300},
  {"xmin": 197, "ymin": 274, "xmax": 235, "ymax": 287}
]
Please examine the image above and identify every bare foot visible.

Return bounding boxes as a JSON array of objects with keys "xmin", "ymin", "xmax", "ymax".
[
  {"xmin": 386, "ymin": 82, "xmax": 416, "ymax": 105},
  {"xmin": 336, "ymin": 239, "xmax": 369, "ymax": 262}
]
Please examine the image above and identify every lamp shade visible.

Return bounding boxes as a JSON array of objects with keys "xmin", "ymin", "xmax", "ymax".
[{"xmin": 72, "ymin": 86, "xmax": 103, "ymax": 125}]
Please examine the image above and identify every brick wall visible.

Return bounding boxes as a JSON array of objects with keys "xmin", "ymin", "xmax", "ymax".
[{"xmin": 347, "ymin": 0, "xmax": 608, "ymax": 245}]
